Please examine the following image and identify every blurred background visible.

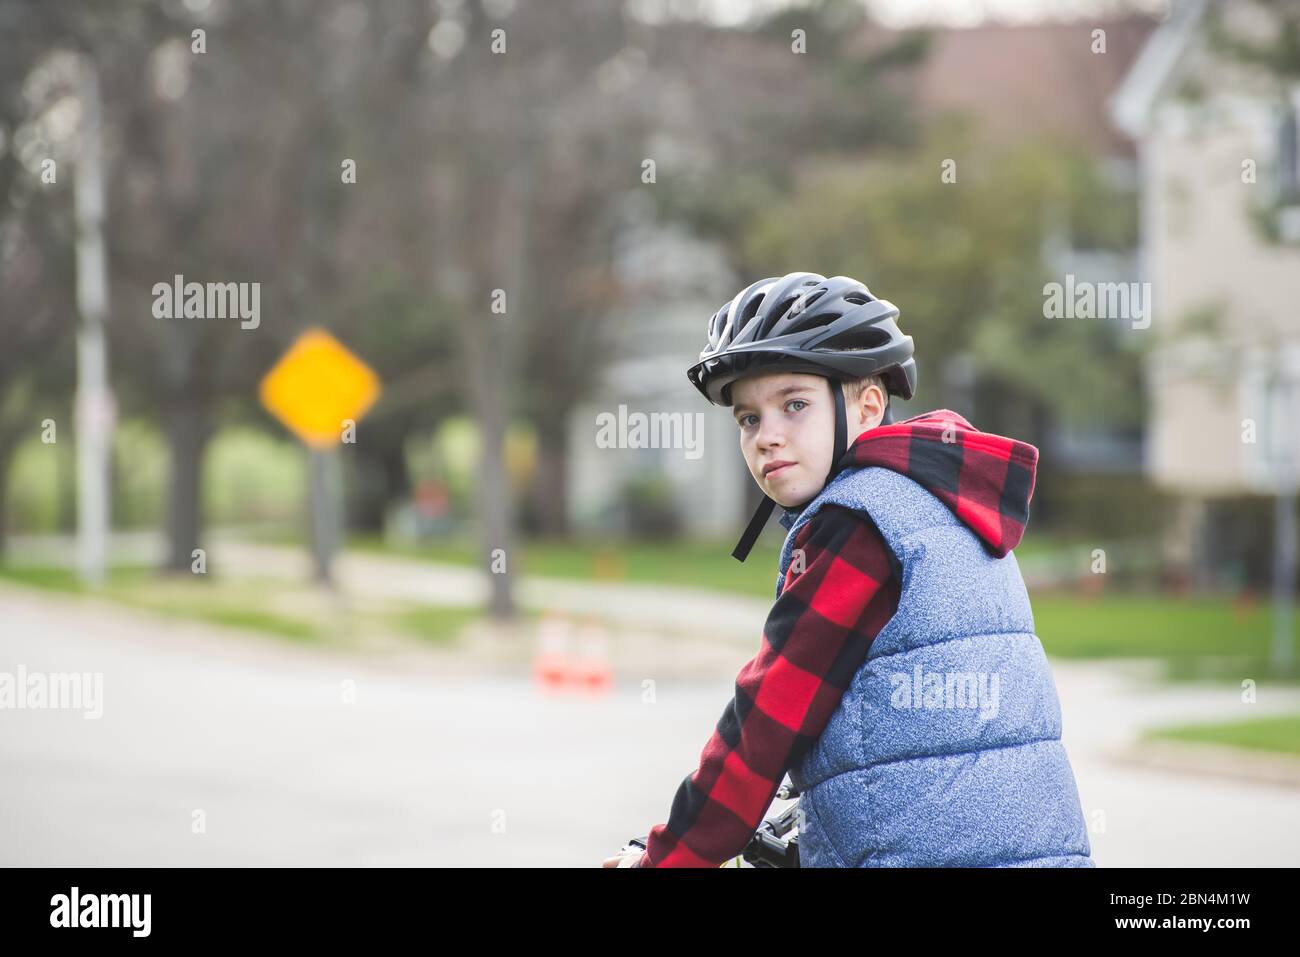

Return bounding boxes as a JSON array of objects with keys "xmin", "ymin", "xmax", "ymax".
[{"xmin": 1, "ymin": 0, "xmax": 1298, "ymax": 867}]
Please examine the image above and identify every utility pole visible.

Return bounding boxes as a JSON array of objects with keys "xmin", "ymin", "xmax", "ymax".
[
  {"xmin": 1274, "ymin": 484, "xmax": 1296, "ymax": 673},
  {"xmin": 74, "ymin": 55, "xmax": 114, "ymax": 587},
  {"xmin": 1268, "ymin": 351, "xmax": 1299, "ymax": 674}
]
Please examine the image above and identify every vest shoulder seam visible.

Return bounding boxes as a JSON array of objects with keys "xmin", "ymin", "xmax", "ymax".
[
  {"xmin": 867, "ymin": 630, "xmax": 1039, "ymax": 662},
  {"xmin": 810, "ymin": 735, "xmax": 1064, "ymax": 783},
  {"xmin": 893, "ymin": 522, "xmax": 995, "ymax": 548}
]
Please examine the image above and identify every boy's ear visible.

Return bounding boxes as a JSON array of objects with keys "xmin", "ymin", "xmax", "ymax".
[{"xmin": 858, "ymin": 380, "xmax": 888, "ymax": 429}]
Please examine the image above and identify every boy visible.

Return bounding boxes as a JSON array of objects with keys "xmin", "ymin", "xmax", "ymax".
[{"xmin": 605, "ymin": 272, "xmax": 1092, "ymax": 868}]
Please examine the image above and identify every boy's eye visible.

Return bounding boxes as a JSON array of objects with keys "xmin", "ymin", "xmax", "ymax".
[
  {"xmin": 738, "ymin": 413, "xmax": 758, "ymax": 428},
  {"xmin": 787, "ymin": 399, "xmax": 808, "ymax": 413}
]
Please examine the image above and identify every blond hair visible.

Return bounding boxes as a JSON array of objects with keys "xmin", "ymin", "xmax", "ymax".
[{"xmin": 842, "ymin": 373, "xmax": 887, "ymax": 407}]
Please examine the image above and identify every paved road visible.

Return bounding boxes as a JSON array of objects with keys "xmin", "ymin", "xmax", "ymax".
[{"xmin": 2, "ymin": 585, "xmax": 1298, "ymax": 866}]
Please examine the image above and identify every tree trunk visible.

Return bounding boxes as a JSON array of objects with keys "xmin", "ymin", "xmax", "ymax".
[
  {"xmin": 465, "ymin": 320, "xmax": 517, "ymax": 621},
  {"xmin": 164, "ymin": 401, "xmax": 214, "ymax": 574},
  {"xmin": 475, "ymin": 145, "xmax": 534, "ymax": 620},
  {"xmin": 57, "ymin": 425, "xmax": 77, "ymax": 534},
  {"xmin": 529, "ymin": 416, "xmax": 569, "ymax": 538},
  {"xmin": 347, "ymin": 440, "xmax": 409, "ymax": 533},
  {"xmin": 382, "ymin": 441, "xmax": 411, "ymax": 507},
  {"xmin": 443, "ymin": 127, "xmax": 532, "ymax": 620},
  {"xmin": 0, "ymin": 444, "xmax": 10, "ymax": 557}
]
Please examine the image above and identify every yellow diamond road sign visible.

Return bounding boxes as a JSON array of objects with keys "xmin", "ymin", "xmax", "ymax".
[{"xmin": 259, "ymin": 329, "xmax": 381, "ymax": 448}]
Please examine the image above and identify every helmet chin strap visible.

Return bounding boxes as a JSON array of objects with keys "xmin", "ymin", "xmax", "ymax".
[
  {"xmin": 731, "ymin": 377, "xmax": 850, "ymax": 563},
  {"xmin": 826, "ymin": 376, "xmax": 848, "ymax": 487},
  {"xmin": 731, "ymin": 495, "xmax": 776, "ymax": 562}
]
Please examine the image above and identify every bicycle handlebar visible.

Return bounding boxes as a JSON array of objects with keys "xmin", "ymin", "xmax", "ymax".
[{"xmin": 619, "ymin": 782, "xmax": 801, "ymax": 868}]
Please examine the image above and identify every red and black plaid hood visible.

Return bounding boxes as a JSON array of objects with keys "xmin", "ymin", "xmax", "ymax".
[{"xmin": 834, "ymin": 409, "xmax": 1039, "ymax": 558}]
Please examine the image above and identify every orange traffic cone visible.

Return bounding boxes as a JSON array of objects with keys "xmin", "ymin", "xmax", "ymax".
[
  {"xmin": 572, "ymin": 620, "xmax": 614, "ymax": 697},
  {"xmin": 533, "ymin": 613, "xmax": 575, "ymax": 694}
]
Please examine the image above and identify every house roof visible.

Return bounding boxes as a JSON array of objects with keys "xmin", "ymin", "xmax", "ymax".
[
  {"xmin": 876, "ymin": 15, "xmax": 1161, "ymax": 156},
  {"xmin": 1109, "ymin": 0, "xmax": 1210, "ymax": 138}
]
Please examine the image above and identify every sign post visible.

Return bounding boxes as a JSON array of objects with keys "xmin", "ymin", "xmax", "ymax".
[
  {"xmin": 1266, "ymin": 361, "xmax": 1298, "ymax": 674},
  {"xmin": 259, "ymin": 329, "xmax": 381, "ymax": 585}
]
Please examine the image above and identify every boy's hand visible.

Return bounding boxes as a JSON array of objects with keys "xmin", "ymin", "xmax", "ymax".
[{"xmin": 601, "ymin": 848, "xmax": 644, "ymax": 868}]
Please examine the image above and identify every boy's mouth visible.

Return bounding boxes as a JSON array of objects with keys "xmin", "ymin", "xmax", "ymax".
[{"xmin": 762, "ymin": 460, "xmax": 795, "ymax": 477}]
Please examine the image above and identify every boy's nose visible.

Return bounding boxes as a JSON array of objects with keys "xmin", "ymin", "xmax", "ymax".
[{"xmin": 756, "ymin": 421, "xmax": 785, "ymax": 450}]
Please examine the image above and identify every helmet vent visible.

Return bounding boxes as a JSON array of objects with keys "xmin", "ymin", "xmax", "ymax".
[
  {"xmin": 794, "ymin": 288, "xmax": 827, "ymax": 311},
  {"xmin": 818, "ymin": 325, "xmax": 890, "ymax": 351}
]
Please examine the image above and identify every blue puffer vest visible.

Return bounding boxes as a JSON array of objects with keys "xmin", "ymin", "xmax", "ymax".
[{"xmin": 775, "ymin": 465, "xmax": 1094, "ymax": 867}]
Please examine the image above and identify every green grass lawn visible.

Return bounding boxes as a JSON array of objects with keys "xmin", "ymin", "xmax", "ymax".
[
  {"xmin": 0, "ymin": 563, "xmax": 155, "ymax": 591},
  {"xmin": 1030, "ymin": 592, "xmax": 1267, "ymax": 659},
  {"xmin": 390, "ymin": 604, "xmax": 498, "ymax": 644},
  {"xmin": 1029, "ymin": 590, "xmax": 1300, "ymax": 681},
  {"xmin": 1143, "ymin": 714, "xmax": 1300, "ymax": 757},
  {"xmin": 0, "ymin": 563, "xmax": 320, "ymax": 640}
]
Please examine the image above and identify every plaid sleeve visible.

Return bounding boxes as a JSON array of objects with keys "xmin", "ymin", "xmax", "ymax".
[{"xmin": 636, "ymin": 505, "xmax": 900, "ymax": 868}]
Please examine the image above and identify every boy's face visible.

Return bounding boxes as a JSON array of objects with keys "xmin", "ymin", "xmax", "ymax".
[{"xmin": 731, "ymin": 370, "xmax": 882, "ymax": 509}]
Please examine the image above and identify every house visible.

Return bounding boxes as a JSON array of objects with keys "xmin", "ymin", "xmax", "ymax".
[
  {"xmin": 1109, "ymin": 0, "xmax": 1300, "ymax": 578},
  {"xmin": 566, "ymin": 200, "xmax": 748, "ymax": 540}
]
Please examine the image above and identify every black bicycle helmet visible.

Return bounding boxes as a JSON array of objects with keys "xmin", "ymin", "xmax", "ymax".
[{"xmin": 686, "ymin": 272, "xmax": 916, "ymax": 562}]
